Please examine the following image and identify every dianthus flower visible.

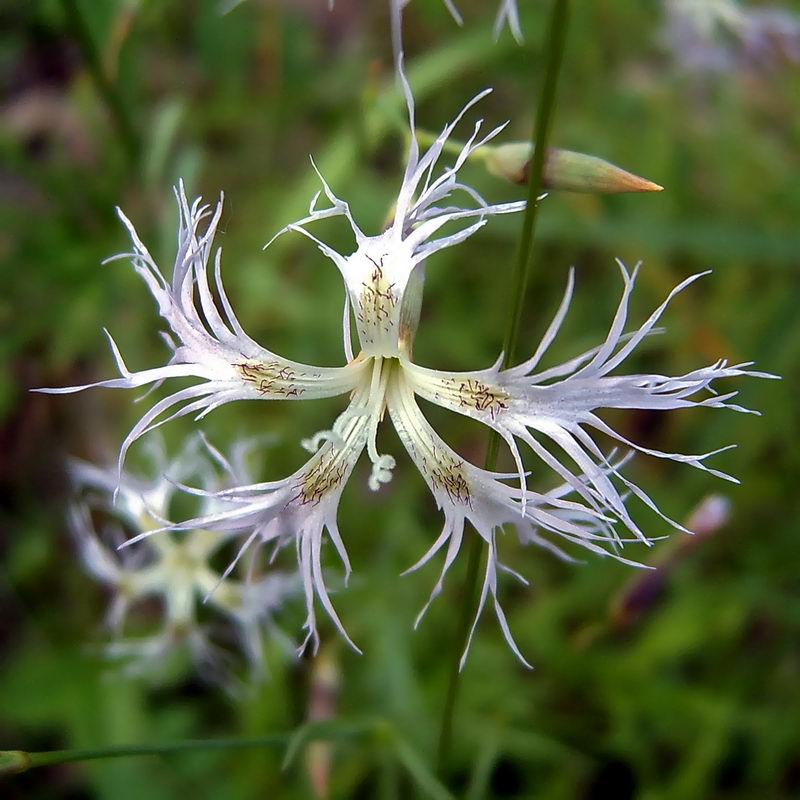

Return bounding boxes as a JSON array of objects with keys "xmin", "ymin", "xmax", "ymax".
[
  {"xmin": 68, "ymin": 435, "xmax": 297, "ymax": 679},
  {"xmin": 42, "ymin": 58, "xmax": 773, "ymax": 667},
  {"xmin": 435, "ymin": 0, "xmax": 522, "ymax": 41},
  {"xmin": 329, "ymin": 0, "xmax": 523, "ymax": 42},
  {"xmin": 663, "ymin": 0, "xmax": 800, "ymax": 72},
  {"xmin": 418, "ymin": 0, "xmax": 522, "ymax": 44}
]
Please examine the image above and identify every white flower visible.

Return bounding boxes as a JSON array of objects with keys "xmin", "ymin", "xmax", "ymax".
[
  {"xmin": 414, "ymin": 0, "xmax": 523, "ymax": 42},
  {"xmin": 136, "ymin": 258, "xmax": 771, "ymax": 668},
  {"xmin": 663, "ymin": 0, "xmax": 800, "ymax": 72},
  {"xmin": 68, "ymin": 435, "xmax": 297, "ymax": 680},
  {"xmin": 325, "ymin": 1, "xmax": 524, "ymax": 43},
  {"xmin": 43, "ymin": 60, "xmax": 773, "ymax": 669}
]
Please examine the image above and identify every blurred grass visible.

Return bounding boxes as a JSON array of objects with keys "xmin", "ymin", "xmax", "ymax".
[{"xmin": 1, "ymin": 0, "xmax": 798, "ymax": 798}]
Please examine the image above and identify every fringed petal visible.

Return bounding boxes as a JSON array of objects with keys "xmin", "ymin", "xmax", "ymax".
[
  {"xmin": 387, "ymin": 369, "xmax": 624, "ymax": 668},
  {"xmin": 36, "ymin": 184, "xmax": 369, "ymax": 470},
  {"xmin": 403, "ymin": 264, "xmax": 776, "ymax": 557}
]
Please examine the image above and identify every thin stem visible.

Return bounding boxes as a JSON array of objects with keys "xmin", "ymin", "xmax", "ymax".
[
  {"xmin": 29, "ymin": 736, "xmax": 290, "ymax": 768},
  {"xmin": 435, "ymin": 530, "xmax": 484, "ymax": 774},
  {"xmin": 62, "ymin": 0, "xmax": 140, "ymax": 163},
  {"xmin": 1, "ymin": 721, "xmax": 375, "ymax": 776},
  {"xmin": 501, "ymin": 0, "xmax": 571, "ymax": 371},
  {"xmin": 435, "ymin": 0, "xmax": 571, "ymax": 775}
]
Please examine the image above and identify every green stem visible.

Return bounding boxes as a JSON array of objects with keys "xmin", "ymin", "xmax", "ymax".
[
  {"xmin": 1, "ymin": 721, "xmax": 375, "ymax": 776},
  {"xmin": 62, "ymin": 0, "xmax": 140, "ymax": 163},
  {"xmin": 2, "ymin": 721, "xmax": 455, "ymax": 797},
  {"xmin": 501, "ymin": 0, "xmax": 571, "ymax": 370},
  {"xmin": 435, "ymin": 531, "xmax": 484, "ymax": 773},
  {"xmin": 435, "ymin": 0, "xmax": 571, "ymax": 775}
]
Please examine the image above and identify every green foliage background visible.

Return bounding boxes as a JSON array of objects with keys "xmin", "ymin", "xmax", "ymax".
[{"xmin": 1, "ymin": 1, "xmax": 798, "ymax": 797}]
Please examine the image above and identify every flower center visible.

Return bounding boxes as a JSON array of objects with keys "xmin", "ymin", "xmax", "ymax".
[{"xmin": 298, "ymin": 356, "xmax": 400, "ymax": 500}]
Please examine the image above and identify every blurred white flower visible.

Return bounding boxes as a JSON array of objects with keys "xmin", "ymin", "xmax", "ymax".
[
  {"xmin": 663, "ymin": 0, "xmax": 800, "ymax": 72},
  {"xmin": 43, "ymin": 53, "xmax": 774, "ymax": 668},
  {"xmin": 324, "ymin": 0, "xmax": 525, "ymax": 43},
  {"xmin": 420, "ymin": 0, "xmax": 524, "ymax": 42},
  {"xmin": 68, "ymin": 435, "xmax": 297, "ymax": 680}
]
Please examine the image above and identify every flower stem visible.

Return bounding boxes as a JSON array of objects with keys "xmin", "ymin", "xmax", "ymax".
[
  {"xmin": 2, "ymin": 721, "xmax": 456, "ymax": 797},
  {"xmin": 435, "ymin": 532, "xmax": 484, "ymax": 773},
  {"xmin": 435, "ymin": 0, "xmax": 572, "ymax": 775},
  {"xmin": 1, "ymin": 721, "xmax": 375, "ymax": 776}
]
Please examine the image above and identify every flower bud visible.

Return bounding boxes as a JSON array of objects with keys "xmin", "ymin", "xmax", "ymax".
[
  {"xmin": 0, "ymin": 750, "xmax": 32, "ymax": 776},
  {"xmin": 483, "ymin": 142, "xmax": 663, "ymax": 194}
]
